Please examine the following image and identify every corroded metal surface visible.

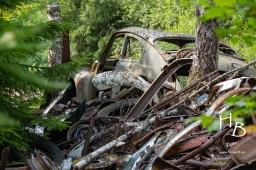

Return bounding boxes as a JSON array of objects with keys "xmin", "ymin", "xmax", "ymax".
[
  {"xmin": 84, "ymin": 154, "xmax": 119, "ymax": 170},
  {"xmin": 230, "ymin": 133, "xmax": 256, "ymax": 164},
  {"xmin": 70, "ymin": 69, "xmax": 94, "ymax": 102},
  {"xmin": 162, "ymin": 134, "xmax": 209, "ymax": 158},
  {"xmin": 92, "ymin": 70, "xmax": 155, "ymax": 97},
  {"xmin": 173, "ymin": 127, "xmax": 231, "ymax": 166},
  {"xmin": 15, "ymin": 27, "xmax": 256, "ymax": 170},
  {"xmin": 5, "ymin": 164, "xmax": 30, "ymax": 170},
  {"xmin": 143, "ymin": 70, "xmax": 219, "ymax": 115},
  {"xmin": 125, "ymin": 58, "xmax": 192, "ymax": 120},
  {"xmin": 205, "ymin": 88, "xmax": 251, "ymax": 116},
  {"xmin": 27, "ymin": 151, "xmax": 58, "ymax": 170},
  {"xmin": 124, "ymin": 133, "xmax": 161, "ymax": 170},
  {"xmin": 145, "ymin": 120, "xmax": 201, "ymax": 170}
]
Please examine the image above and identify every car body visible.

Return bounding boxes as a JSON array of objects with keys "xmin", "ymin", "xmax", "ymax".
[{"xmin": 70, "ymin": 27, "xmax": 256, "ymax": 102}]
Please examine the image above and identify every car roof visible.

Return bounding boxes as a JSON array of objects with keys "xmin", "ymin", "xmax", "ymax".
[{"xmin": 116, "ymin": 27, "xmax": 230, "ymax": 48}]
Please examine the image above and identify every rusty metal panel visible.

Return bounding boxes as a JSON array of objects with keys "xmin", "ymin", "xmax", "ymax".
[
  {"xmin": 27, "ymin": 151, "xmax": 58, "ymax": 170},
  {"xmin": 230, "ymin": 133, "xmax": 256, "ymax": 164},
  {"xmin": 125, "ymin": 58, "xmax": 192, "ymax": 121},
  {"xmin": 145, "ymin": 120, "xmax": 201, "ymax": 170},
  {"xmin": 163, "ymin": 134, "xmax": 209, "ymax": 158},
  {"xmin": 143, "ymin": 70, "xmax": 219, "ymax": 115},
  {"xmin": 5, "ymin": 164, "xmax": 30, "ymax": 170},
  {"xmin": 152, "ymin": 157, "xmax": 182, "ymax": 170},
  {"xmin": 173, "ymin": 127, "xmax": 231, "ymax": 166},
  {"xmin": 230, "ymin": 157, "xmax": 256, "ymax": 170},
  {"xmin": 124, "ymin": 133, "xmax": 162, "ymax": 170}
]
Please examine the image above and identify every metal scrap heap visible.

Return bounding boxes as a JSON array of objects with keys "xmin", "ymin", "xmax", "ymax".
[{"xmin": 2, "ymin": 27, "xmax": 256, "ymax": 170}]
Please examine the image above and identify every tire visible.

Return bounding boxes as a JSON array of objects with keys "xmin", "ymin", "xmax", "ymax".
[
  {"xmin": 29, "ymin": 135, "xmax": 65, "ymax": 166},
  {"xmin": 67, "ymin": 121, "xmax": 98, "ymax": 141},
  {"xmin": 96, "ymin": 98, "xmax": 138, "ymax": 117}
]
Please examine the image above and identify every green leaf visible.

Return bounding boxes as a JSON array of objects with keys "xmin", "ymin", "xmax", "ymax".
[
  {"xmin": 213, "ymin": 0, "xmax": 236, "ymax": 7},
  {"xmin": 243, "ymin": 36, "xmax": 255, "ymax": 45},
  {"xmin": 201, "ymin": 115, "xmax": 214, "ymax": 127},
  {"xmin": 198, "ymin": 0, "xmax": 211, "ymax": 7},
  {"xmin": 215, "ymin": 27, "xmax": 239, "ymax": 37},
  {"xmin": 204, "ymin": 6, "xmax": 227, "ymax": 18},
  {"xmin": 239, "ymin": 0, "xmax": 249, "ymax": 5},
  {"xmin": 234, "ymin": 117, "xmax": 245, "ymax": 124},
  {"xmin": 248, "ymin": 18, "xmax": 256, "ymax": 28},
  {"xmin": 231, "ymin": 37, "xmax": 240, "ymax": 44},
  {"xmin": 235, "ymin": 100, "xmax": 246, "ymax": 108},
  {"xmin": 207, "ymin": 120, "xmax": 220, "ymax": 132}
]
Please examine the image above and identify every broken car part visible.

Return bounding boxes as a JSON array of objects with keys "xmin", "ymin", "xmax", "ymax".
[
  {"xmin": 124, "ymin": 132, "xmax": 162, "ymax": 170},
  {"xmin": 67, "ymin": 120, "xmax": 98, "ymax": 141},
  {"xmin": 143, "ymin": 70, "xmax": 219, "ymax": 115},
  {"xmin": 184, "ymin": 159, "xmax": 224, "ymax": 169},
  {"xmin": 34, "ymin": 83, "xmax": 71, "ymax": 135},
  {"xmin": 230, "ymin": 133, "xmax": 256, "ymax": 164},
  {"xmin": 27, "ymin": 151, "xmax": 58, "ymax": 170},
  {"xmin": 145, "ymin": 120, "xmax": 201, "ymax": 170},
  {"xmin": 205, "ymin": 88, "xmax": 251, "ymax": 116},
  {"xmin": 125, "ymin": 58, "xmax": 193, "ymax": 121},
  {"xmin": 96, "ymin": 98, "xmax": 139, "ymax": 117},
  {"xmin": 73, "ymin": 116, "xmax": 156, "ymax": 169},
  {"xmin": 173, "ymin": 126, "xmax": 231, "ymax": 166},
  {"xmin": 29, "ymin": 135, "xmax": 65, "ymax": 167},
  {"xmin": 92, "ymin": 70, "xmax": 159, "ymax": 102},
  {"xmin": 162, "ymin": 134, "xmax": 209, "ymax": 158}
]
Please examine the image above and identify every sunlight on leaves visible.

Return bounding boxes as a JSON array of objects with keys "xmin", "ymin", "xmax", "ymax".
[
  {"xmin": 213, "ymin": 0, "xmax": 236, "ymax": 7},
  {"xmin": 0, "ymin": 31, "xmax": 17, "ymax": 49}
]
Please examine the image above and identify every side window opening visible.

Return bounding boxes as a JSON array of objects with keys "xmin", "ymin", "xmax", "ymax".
[
  {"xmin": 107, "ymin": 36, "xmax": 125, "ymax": 59},
  {"xmin": 103, "ymin": 36, "xmax": 125, "ymax": 71},
  {"xmin": 124, "ymin": 37, "xmax": 142, "ymax": 59},
  {"xmin": 155, "ymin": 40, "xmax": 180, "ymax": 51}
]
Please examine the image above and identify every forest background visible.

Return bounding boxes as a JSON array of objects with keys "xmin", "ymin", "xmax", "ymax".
[{"xmin": 0, "ymin": 0, "xmax": 255, "ymax": 148}]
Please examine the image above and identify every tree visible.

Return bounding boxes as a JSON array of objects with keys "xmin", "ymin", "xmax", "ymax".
[
  {"xmin": 0, "ymin": 0, "xmax": 69, "ymax": 149},
  {"xmin": 187, "ymin": 4, "xmax": 219, "ymax": 85},
  {"xmin": 47, "ymin": 0, "xmax": 62, "ymax": 67}
]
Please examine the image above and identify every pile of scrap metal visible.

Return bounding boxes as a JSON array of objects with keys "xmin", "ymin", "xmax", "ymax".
[
  {"xmin": 3, "ymin": 59, "xmax": 256, "ymax": 170},
  {"xmin": 2, "ymin": 27, "xmax": 256, "ymax": 170},
  {"xmin": 67, "ymin": 59, "xmax": 256, "ymax": 170}
]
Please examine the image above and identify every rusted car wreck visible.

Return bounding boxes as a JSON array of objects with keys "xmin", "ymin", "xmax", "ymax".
[{"xmin": 2, "ymin": 27, "xmax": 256, "ymax": 170}]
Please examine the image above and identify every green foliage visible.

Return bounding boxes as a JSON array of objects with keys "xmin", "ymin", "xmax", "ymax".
[
  {"xmin": 0, "ymin": 0, "xmax": 78, "ymax": 149},
  {"xmin": 199, "ymin": 0, "xmax": 256, "ymax": 61},
  {"xmin": 67, "ymin": 0, "xmax": 196, "ymax": 65},
  {"xmin": 186, "ymin": 92, "xmax": 256, "ymax": 132},
  {"xmin": 224, "ymin": 92, "xmax": 256, "ymax": 119}
]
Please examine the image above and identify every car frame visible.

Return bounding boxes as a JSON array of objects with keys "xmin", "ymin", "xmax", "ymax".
[{"xmin": 70, "ymin": 27, "xmax": 256, "ymax": 103}]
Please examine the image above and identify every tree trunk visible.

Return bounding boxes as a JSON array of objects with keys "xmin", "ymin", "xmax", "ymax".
[
  {"xmin": 187, "ymin": 6, "xmax": 219, "ymax": 85},
  {"xmin": 47, "ymin": 1, "xmax": 62, "ymax": 67}
]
